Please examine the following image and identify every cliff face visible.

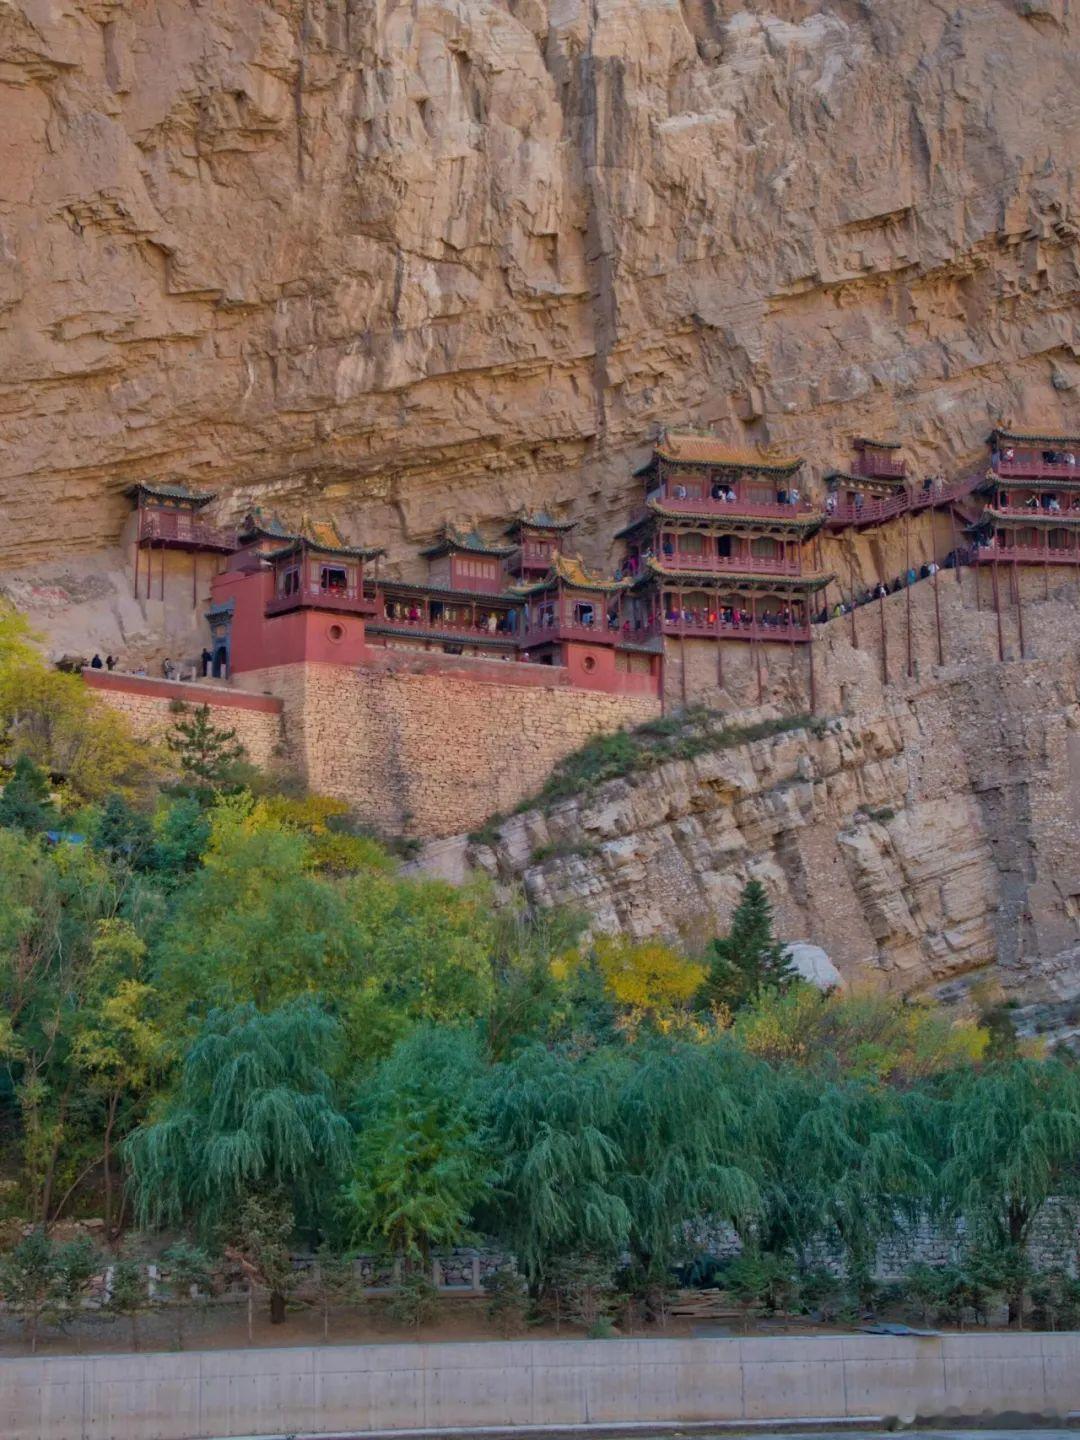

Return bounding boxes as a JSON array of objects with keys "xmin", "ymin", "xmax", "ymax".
[
  {"xmin": 469, "ymin": 579, "xmax": 1080, "ymax": 1014},
  {"xmin": 2, "ymin": 0, "xmax": 1079, "ymax": 574}
]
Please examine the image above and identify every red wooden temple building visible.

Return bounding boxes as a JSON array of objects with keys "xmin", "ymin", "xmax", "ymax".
[
  {"xmin": 126, "ymin": 482, "xmax": 236, "ymax": 604},
  {"xmin": 207, "ymin": 512, "xmax": 382, "ymax": 676},
  {"xmin": 969, "ymin": 428, "xmax": 1080, "ymax": 568},
  {"xmin": 369, "ymin": 525, "xmax": 521, "ymax": 658},
  {"xmin": 614, "ymin": 432, "xmax": 832, "ymax": 646}
]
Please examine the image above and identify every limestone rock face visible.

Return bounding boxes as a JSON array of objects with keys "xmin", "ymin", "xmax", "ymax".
[
  {"xmin": 473, "ymin": 645, "xmax": 1080, "ymax": 1004},
  {"xmin": 2, "ymin": 0, "xmax": 1079, "ymax": 571}
]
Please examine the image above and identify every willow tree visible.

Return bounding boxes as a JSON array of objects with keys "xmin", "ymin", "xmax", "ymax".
[
  {"xmin": 938, "ymin": 1058, "xmax": 1080, "ymax": 1324},
  {"xmin": 478, "ymin": 1044, "xmax": 630, "ymax": 1289},
  {"xmin": 125, "ymin": 999, "xmax": 351, "ymax": 1320},
  {"xmin": 607, "ymin": 1039, "xmax": 759, "ymax": 1280}
]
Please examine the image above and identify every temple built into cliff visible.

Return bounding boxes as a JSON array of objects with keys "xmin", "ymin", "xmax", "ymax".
[{"xmin": 111, "ymin": 426, "xmax": 1080, "ymax": 708}]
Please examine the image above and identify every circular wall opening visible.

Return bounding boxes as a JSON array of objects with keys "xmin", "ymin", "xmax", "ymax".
[
  {"xmin": 582, "ymin": 654, "xmax": 597, "ymax": 673},
  {"xmin": 327, "ymin": 623, "xmax": 346, "ymax": 643}
]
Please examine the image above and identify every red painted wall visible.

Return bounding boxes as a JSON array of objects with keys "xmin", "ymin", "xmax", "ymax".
[{"xmin": 210, "ymin": 569, "xmax": 368, "ymax": 671}]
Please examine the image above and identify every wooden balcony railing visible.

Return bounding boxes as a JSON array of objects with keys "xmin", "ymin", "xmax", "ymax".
[
  {"xmin": 647, "ymin": 488, "xmax": 818, "ymax": 520},
  {"xmin": 372, "ymin": 616, "xmax": 515, "ymax": 641},
  {"xmin": 519, "ymin": 616, "xmax": 621, "ymax": 647},
  {"xmin": 825, "ymin": 475, "xmax": 977, "ymax": 527},
  {"xmin": 657, "ymin": 552, "xmax": 804, "ymax": 576},
  {"xmin": 265, "ymin": 585, "xmax": 375, "ymax": 617},
  {"xmin": 138, "ymin": 511, "xmax": 236, "ymax": 551},
  {"xmin": 852, "ymin": 455, "xmax": 906, "ymax": 480},
  {"xmin": 971, "ymin": 543, "xmax": 1080, "ymax": 566},
  {"xmin": 994, "ymin": 457, "xmax": 1080, "ymax": 481},
  {"xmin": 659, "ymin": 616, "xmax": 811, "ymax": 642}
]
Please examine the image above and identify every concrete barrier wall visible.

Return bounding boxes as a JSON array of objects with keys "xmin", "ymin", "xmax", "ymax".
[{"xmin": 3, "ymin": 1332, "xmax": 1080, "ymax": 1440}]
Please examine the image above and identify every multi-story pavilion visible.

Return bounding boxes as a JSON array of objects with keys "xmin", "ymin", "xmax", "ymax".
[
  {"xmin": 615, "ymin": 433, "xmax": 831, "ymax": 645},
  {"xmin": 970, "ymin": 428, "xmax": 1080, "ymax": 568}
]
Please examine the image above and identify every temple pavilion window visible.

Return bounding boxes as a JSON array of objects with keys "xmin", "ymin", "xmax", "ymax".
[
  {"xmin": 320, "ymin": 564, "xmax": 348, "ymax": 594},
  {"xmin": 717, "ymin": 535, "xmax": 733, "ymax": 557},
  {"xmin": 573, "ymin": 601, "xmax": 596, "ymax": 627},
  {"xmin": 280, "ymin": 566, "xmax": 301, "ymax": 597},
  {"xmin": 750, "ymin": 536, "xmax": 779, "ymax": 559},
  {"xmin": 679, "ymin": 532, "xmax": 704, "ymax": 556}
]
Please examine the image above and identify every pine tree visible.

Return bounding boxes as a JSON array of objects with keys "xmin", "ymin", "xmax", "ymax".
[
  {"xmin": 167, "ymin": 704, "xmax": 246, "ymax": 793},
  {"xmin": 0, "ymin": 754, "xmax": 55, "ymax": 834},
  {"xmin": 698, "ymin": 879, "xmax": 797, "ymax": 1012}
]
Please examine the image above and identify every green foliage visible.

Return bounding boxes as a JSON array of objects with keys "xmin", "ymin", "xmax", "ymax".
[
  {"xmin": 698, "ymin": 880, "xmax": 797, "ymax": 1013},
  {"xmin": 528, "ymin": 709, "xmax": 825, "ymax": 812},
  {"xmin": 483, "ymin": 1266, "xmax": 529, "ymax": 1335},
  {"xmin": 125, "ymin": 999, "xmax": 351, "ymax": 1236},
  {"xmin": 545, "ymin": 1252, "xmax": 617, "ymax": 1333},
  {"xmin": 108, "ymin": 1256, "xmax": 149, "ymax": 1350},
  {"xmin": 346, "ymin": 1027, "xmax": 490, "ymax": 1261},
  {"xmin": 0, "ymin": 755, "xmax": 55, "ymax": 834},
  {"xmin": 228, "ymin": 1190, "xmax": 296, "ymax": 1326},
  {"xmin": 311, "ymin": 1243, "xmax": 359, "ymax": 1340},
  {"xmin": 387, "ymin": 1269, "xmax": 439, "ymax": 1329},
  {"xmin": 166, "ymin": 705, "xmax": 247, "ymax": 795},
  {"xmin": 723, "ymin": 1250, "xmax": 796, "ymax": 1324},
  {"xmin": 0, "ymin": 1230, "xmax": 100, "ymax": 1352}
]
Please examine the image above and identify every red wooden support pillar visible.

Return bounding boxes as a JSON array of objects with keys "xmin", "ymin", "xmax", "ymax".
[
  {"xmin": 752, "ymin": 592, "xmax": 763, "ymax": 704},
  {"xmin": 133, "ymin": 539, "xmax": 140, "ymax": 600},
  {"xmin": 991, "ymin": 559, "xmax": 1004, "ymax": 661},
  {"xmin": 905, "ymin": 511, "xmax": 913, "ymax": 678},
  {"xmin": 847, "ymin": 535, "xmax": 858, "ymax": 648},
  {"xmin": 933, "ymin": 555, "xmax": 944, "ymax": 666},
  {"xmin": 1044, "ymin": 556, "xmax": 1050, "ymax": 601},
  {"xmin": 160, "ymin": 543, "xmax": 166, "ymax": 602},
  {"xmin": 878, "ymin": 584, "xmax": 888, "ymax": 685},
  {"xmin": 949, "ymin": 505, "xmax": 962, "ymax": 585},
  {"xmin": 192, "ymin": 552, "xmax": 198, "ymax": 609},
  {"xmin": 807, "ymin": 594, "xmax": 817, "ymax": 713},
  {"xmin": 1014, "ymin": 564, "xmax": 1026, "ymax": 659},
  {"xmin": 715, "ymin": 596, "xmax": 723, "ymax": 690}
]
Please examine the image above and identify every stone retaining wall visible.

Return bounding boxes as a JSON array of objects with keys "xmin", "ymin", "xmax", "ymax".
[
  {"xmin": 84, "ymin": 671, "xmax": 284, "ymax": 769},
  {"xmin": 3, "ymin": 1331, "xmax": 1079, "ymax": 1439},
  {"xmin": 241, "ymin": 657, "xmax": 660, "ymax": 838}
]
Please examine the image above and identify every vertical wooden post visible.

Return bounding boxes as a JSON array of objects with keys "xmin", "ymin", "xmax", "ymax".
[
  {"xmin": 133, "ymin": 540, "xmax": 140, "ymax": 600},
  {"xmin": 949, "ymin": 505, "xmax": 962, "ymax": 585},
  {"xmin": 192, "ymin": 552, "xmax": 198, "ymax": 608},
  {"xmin": 933, "ymin": 557, "xmax": 944, "ymax": 666},
  {"xmin": 991, "ymin": 559, "xmax": 1004, "ymax": 661},
  {"xmin": 160, "ymin": 543, "xmax": 166, "ymax": 602},
  {"xmin": 878, "ymin": 585, "xmax": 888, "ymax": 685},
  {"xmin": 1044, "ymin": 556, "xmax": 1050, "ymax": 601},
  {"xmin": 1015, "ymin": 565, "xmax": 1026, "ymax": 659},
  {"xmin": 848, "ymin": 536, "xmax": 858, "ymax": 647},
  {"xmin": 905, "ymin": 511, "xmax": 913, "ymax": 678},
  {"xmin": 752, "ymin": 591, "xmax": 763, "ymax": 704},
  {"xmin": 807, "ymin": 599, "xmax": 816, "ymax": 713}
]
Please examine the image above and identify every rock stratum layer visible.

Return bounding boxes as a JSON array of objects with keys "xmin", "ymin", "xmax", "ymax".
[
  {"xmin": 471, "ymin": 576, "xmax": 1080, "ymax": 1020},
  {"xmin": 2, "ymin": 0, "xmax": 1080, "ymax": 572}
]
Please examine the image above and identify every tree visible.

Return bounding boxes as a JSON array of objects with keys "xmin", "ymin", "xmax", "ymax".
[
  {"xmin": 607, "ymin": 1039, "xmax": 759, "ymax": 1280},
  {"xmin": 167, "ymin": 705, "xmax": 247, "ymax": 794},
  {"xmin": 71, "ymin": 919, "xmax": 165, "ymax": 1238},
  {"xmin": 937, "ymin": 1058, "xmax": 1080, "ymax": 1325},
  {"xmin": 732, "ymin": 984, "xmax": 987, "ymax": 1086},
  {"xmin": 0, "ymin": 754, "xmax": 55, "ymax": 834},
  {"xmin": 160, "ymin": 1241, "xmax": 215, "ymax": 1349},
  {"xmin": 0, "ymin": 605, "xmax": 156, "ymax": 802},
  {"xmin": 310, "ymin": 1242, "xmax": 358, "ymax": 1342},
  {"xmin": 89, "ymin": 794, "xmax": 154, "ymax": 869},
  {"xmin": 590, "ymin": 936, "xmax": 706, "ymax": 1026},
  {"xmin": 226, "ymin": 1191, "xmax": 296, "ymax": 1333},
  {"xmin": 478, "ymin": 1045, "xmax": 630, "ymax": 1289},
  {"xmin": 0, "ymin": 1230, "xmax": 99, "ymax": 1353},
  {"xmin": 698, "ymin": 880, "xmax": 796, "ymax": 1012},
  {"xmin": 347, "ymin": 1027, "xmax": 490, "ymax": 1262},
  {"xmin": 124, "ymin": 999, "xmax": 351, "ymax": 1324},
  {"xmin": 107, "ymin": 1256, "xmax": 149, "ymax": 1351}
]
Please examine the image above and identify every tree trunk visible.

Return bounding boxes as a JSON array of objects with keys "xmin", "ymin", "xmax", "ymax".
[
  {"xmin": 103, "ymin": 1092, "xmax": 120, "ymax": 1241},
  {"xmin": 269, "ymin": 1289, "xmax": 286, "ymax": 1325},
  {"xmin": 39, "ymin": 1085, "xmax": 73, "ymax": 1226}
]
